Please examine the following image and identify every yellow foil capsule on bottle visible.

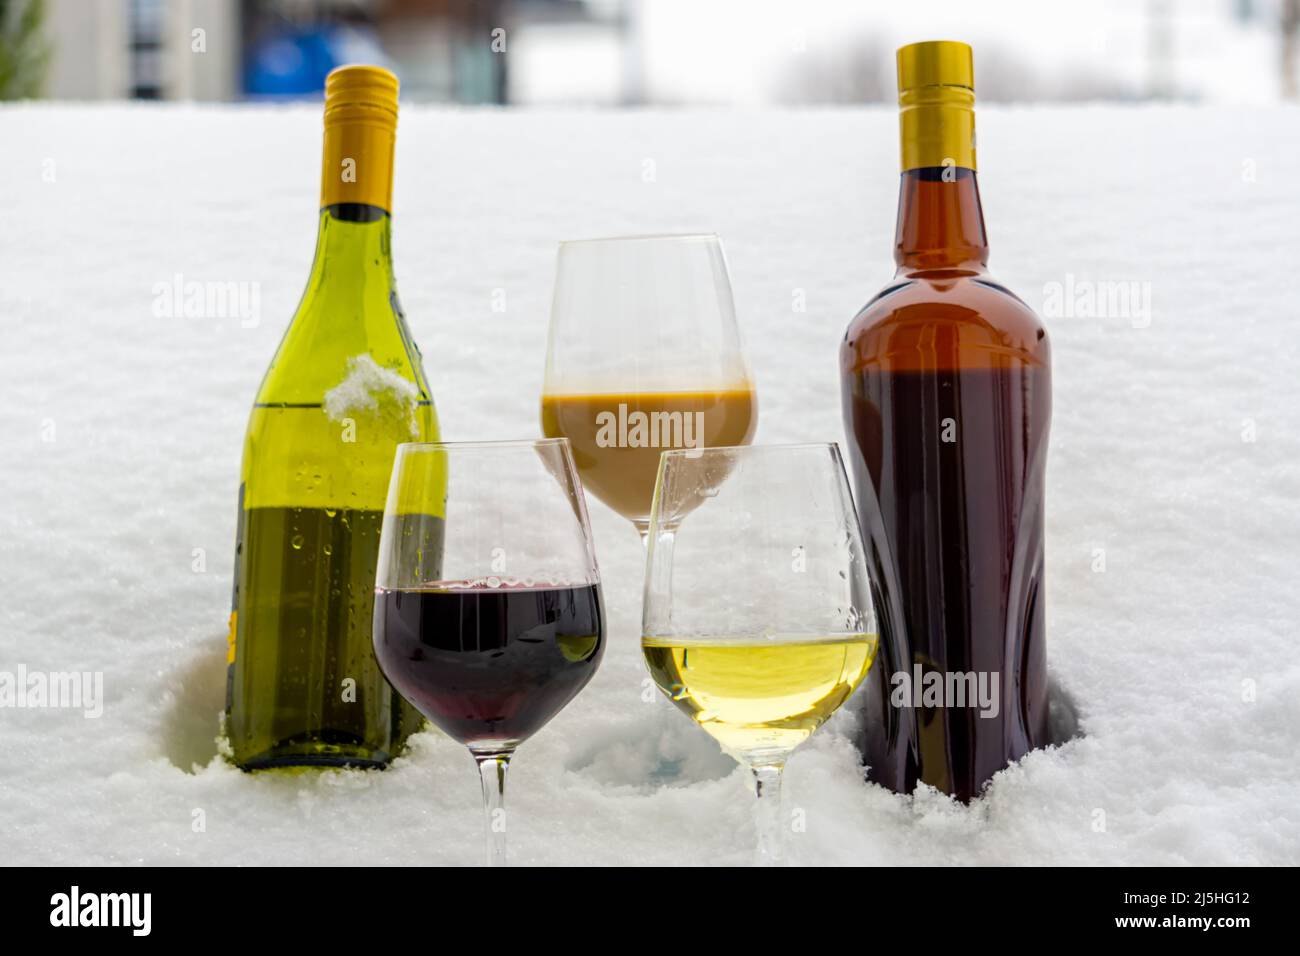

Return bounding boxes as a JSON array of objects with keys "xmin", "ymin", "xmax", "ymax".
[
  {"xmin": 897, "ymin": 40, "xmax": 977, "ymax": 172},
  {"xmin": 320, "ymin": 64, "xmax": 399, "ymax": 211}
]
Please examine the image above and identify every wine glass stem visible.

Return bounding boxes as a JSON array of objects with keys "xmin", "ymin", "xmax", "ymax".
[
  {"xmin": 751, "ymin": 763, "xmax": 786, "ymax": 866},
  {"xmin": 474, "ymin": 751, "xmax": 512, "ymax": 867}
]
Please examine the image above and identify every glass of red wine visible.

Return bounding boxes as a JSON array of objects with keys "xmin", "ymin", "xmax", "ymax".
[{"xmin": 373, "ymin": 438, "xmax": 604, "ymax": 866}]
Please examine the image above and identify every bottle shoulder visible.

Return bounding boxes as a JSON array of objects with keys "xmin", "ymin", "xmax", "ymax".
[
  {"xmin": 255, "ymin": 294, "xmax": 431, "ymax": 405},
  {"xmin": 255, "ymin": 209, "xmax": 432, "ymax": 405},
  {"xmin": 842, "ymin": 271, "xmax": 1050, "ymax": 372}
]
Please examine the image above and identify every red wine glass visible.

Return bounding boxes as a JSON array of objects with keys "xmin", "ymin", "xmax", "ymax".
[{"xmin": 373, "ymin": 438, "xmax": 604, "ymax": 866}]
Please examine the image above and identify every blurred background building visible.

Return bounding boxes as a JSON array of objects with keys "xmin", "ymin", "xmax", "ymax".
[{"xmin": 2, "ymin": 0, "xmax": 1299, "ymax": 104}]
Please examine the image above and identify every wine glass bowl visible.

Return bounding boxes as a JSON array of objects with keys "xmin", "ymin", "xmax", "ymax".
[
  {"xmin": 541, "ymin": 234, "xmax": 758, "ymax": 537},
  {"xmin": 373, "ymin": 438, "xmax": 604, "ymax": 865},
  {"xmin": 641, "ymin": 443, "xmax": 877, "ymax": 863}
]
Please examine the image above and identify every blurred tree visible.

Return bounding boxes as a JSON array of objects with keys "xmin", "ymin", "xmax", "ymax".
[
  {"xmin": 1284, "ymin": 0, "xmax": 1299, "ymax": 100},
  {"xmin": 776, "ymin": 36, "xmax": 891, "ymax": 104},
  {"xmin": 1146, "ymin": 0, "xmax": 1175, "ymax": 100},
  {"xmin": 0, "ymin": 0, "xmax": 49, "ymax": 99},
  {"xmin": 778, "ymin": 35, "xmax": 1128, "ymax": 105}
]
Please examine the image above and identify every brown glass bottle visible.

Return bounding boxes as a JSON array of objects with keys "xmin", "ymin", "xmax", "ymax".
[{"xmin": 840, "ymin": 42, "xmax": 1051, "ymax": 802}]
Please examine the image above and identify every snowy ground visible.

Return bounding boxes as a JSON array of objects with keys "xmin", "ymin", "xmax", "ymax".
[{"xmin": 1, "ymin": 104, "xmax": 1297, "ymax": 866}]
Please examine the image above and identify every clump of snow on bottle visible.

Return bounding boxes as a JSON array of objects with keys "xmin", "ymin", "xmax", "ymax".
[{"xmin": 323, "ymin": 354, "xmax": 421, "ymax": 438}]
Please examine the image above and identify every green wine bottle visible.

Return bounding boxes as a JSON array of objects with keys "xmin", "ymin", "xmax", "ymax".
[{"xmin": 225, "ymin": 65, "xmax": 439, "ymax": 770}]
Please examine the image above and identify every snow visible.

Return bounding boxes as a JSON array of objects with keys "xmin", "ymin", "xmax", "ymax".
[
  {"xmin": 323, "ymin": 353, "xmax": 422, "ymax": 436},
  {"xmin": 1, "ymin": 103, "xmax": 1298, "ymax": 866}
]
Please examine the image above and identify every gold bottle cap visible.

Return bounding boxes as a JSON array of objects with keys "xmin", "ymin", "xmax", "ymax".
[
  {"xmin": 896, "ymin": 40, "xmax": 974, "ymax": 95},
  {"xmin": 320, "ymin": 65, "xmax": 399, "ymax": 211},
  {"xmin": 896, "ymin": 41, "xmax": 976, "ymax": 171},
  {"xmin": 324, "ymin": 64, "xmax": 399, "ymax": 128}
]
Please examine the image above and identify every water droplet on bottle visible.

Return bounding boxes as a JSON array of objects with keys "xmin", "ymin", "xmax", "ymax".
[
  {"xmin": 323, "ymin": 543, "xmax": 333, "ymax": 556},
  {"xmin": 291, "ymin": 534, "xmax": 305, "ymax": 550}
]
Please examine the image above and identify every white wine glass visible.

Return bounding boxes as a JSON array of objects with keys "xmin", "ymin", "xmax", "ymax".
[
  {"xmin": 641, "ymin": 443, "xmax": 878, "ymax": 865},
  {"xmin": 541, "ymin": 234, "xmax": 758, "ymax": 542}
]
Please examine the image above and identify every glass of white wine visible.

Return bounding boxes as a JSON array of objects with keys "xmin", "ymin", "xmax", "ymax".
[{"xmin": 641, "ymin": 443, "xmax": 878, "ymax": 865}]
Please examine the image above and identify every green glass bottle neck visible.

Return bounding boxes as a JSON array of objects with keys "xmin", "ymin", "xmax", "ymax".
[
  {"xmin": 255, "ymin": 203, "xmax": 413, "ymax": 404},
  {"xmin": 306, "ymin": 203, "xmax": 395, "ymax": 291}
]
